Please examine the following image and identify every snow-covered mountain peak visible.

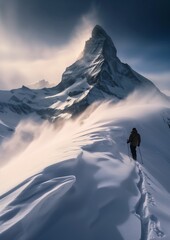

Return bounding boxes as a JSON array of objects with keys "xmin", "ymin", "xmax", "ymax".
[
  {"xmin": 82, "ymin": 25, "xmax": 117, "ymax": 61},
  {"xmin": 56, "ymin": 25, "xmax": 163, "ymax": 116}
]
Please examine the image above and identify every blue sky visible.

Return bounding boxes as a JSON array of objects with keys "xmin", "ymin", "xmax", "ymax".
[{"xmin": 0, "ymin": 0, "xmax": 169, "ymax": 93}]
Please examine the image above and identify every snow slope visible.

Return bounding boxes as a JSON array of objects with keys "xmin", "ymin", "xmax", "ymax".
[{"xmin": 0, "ymin": 94, "xmax": 170, "ymax": 240}]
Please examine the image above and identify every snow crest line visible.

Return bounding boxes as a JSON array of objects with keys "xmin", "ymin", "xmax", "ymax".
[{"xmin": 135, "ymin": 163, "xmax": 165, "ymax": 240}]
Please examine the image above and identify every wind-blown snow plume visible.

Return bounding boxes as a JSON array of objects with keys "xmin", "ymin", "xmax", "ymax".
[{"xmin": 0, "ymin": 92, "xmax": 169, "ymax": 195}]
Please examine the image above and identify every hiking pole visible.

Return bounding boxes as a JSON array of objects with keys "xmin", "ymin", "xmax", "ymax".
[{"xmin": 138, "ymin": 147, "xmax": 143, "ymax": 165}]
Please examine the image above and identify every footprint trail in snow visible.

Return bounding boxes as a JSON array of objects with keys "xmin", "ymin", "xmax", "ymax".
[{"xmin": 135, "ymin": 163, "xmax": 165, "ymax": 240}]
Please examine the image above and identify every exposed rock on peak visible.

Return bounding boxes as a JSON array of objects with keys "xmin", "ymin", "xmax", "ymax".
[
  {"xmin": 82, "ymin": 25, "xmax": 117, "ymax": 60},
  {"xmin": 92, "ymin": 25, "xmax": 108, "ymax": 39}
]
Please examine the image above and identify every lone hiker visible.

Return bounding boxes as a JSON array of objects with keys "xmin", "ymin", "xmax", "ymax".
[{"xmin": 127, "ymin": 128, "xmax": 141, "ymax": 161}]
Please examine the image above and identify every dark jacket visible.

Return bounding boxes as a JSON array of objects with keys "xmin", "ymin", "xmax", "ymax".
[{"xmin": 127, "ymin": 129, "xmax": 141, "ymax": 147}]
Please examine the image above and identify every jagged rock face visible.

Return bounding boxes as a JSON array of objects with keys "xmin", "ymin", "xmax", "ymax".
[{"xmin": 83, "ymin": 25, "xmax": 117, "ymax": 61}]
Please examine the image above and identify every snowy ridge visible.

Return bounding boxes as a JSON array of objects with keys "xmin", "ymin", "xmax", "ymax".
[
  {"xmin": 0, "ymin": 120, "xmax": 137, "ymax": 240},
  {"xmin": 1, "ymin": 99, "xmax": 170, "ymax": 239}
]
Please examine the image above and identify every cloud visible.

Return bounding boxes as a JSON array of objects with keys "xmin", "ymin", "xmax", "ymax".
[
  {"xmin": 0, "ymin": 12, "xmax": 97, "ymax": 89},
  {"xmin": 0, "ymin": 120, "xmax": 41, "ymax": 165},
  {"xmin": 0, "ymin": 0, "xmax": 95, "ymax": 45},
  {"xmin": 142, "ymin": 72, "xmax": 170, "ymax": 95}
]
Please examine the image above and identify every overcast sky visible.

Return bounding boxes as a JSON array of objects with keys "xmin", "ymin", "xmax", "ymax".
[{"xmin": 0, "ymin": 0, "xmax": 170, "ymax": 93}]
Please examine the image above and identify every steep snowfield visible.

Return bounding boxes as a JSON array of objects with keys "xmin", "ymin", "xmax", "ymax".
[{"xmin": 0, "ymin": 93, "xmax": 170, "ymax": 240}]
